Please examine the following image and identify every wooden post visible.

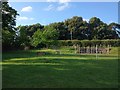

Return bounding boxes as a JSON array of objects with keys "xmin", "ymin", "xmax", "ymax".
[
  {"xmin": 70, "ymin": 30, "xmax": 72, "ymax": 40},
  {"xmin": 91, "ymin": 46, "xmax": 92, "ymax": 54},
  {"xmin": 88, "ymin": 46, "xmax": 90, "ymax": 54},
  {"xmin": 79, "ymin": 45, "xmax": 80, "ymax": 53},
  {"xmin": 75, "ymin": 44, "xmax": 77, "ymax": 54},
  {"xmin": 77, "ymin": 45, "xmax": 79, "ymax": 53},
  {"xmin": 96, "ymin": 45, "xmax": 98, "ymax": 60},
  {"xmin": 86, "ymin": 46, "xmax": 88, "ymax": 54},
  {"xmin": 74, "ymin": 44, "xmax": 76, "ymax": 54},
  {"xmin": 108, "ymin": 45, "xmax": 109, "ymax": 54}
]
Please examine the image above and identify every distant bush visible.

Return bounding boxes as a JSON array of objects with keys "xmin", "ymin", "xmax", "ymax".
[{"xmin": 59, "ymin": 39, "xmax": 120, "ymax": 47}]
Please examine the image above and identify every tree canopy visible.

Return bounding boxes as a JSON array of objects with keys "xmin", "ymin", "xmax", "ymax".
[
  {"xmin": 17, "ymin": 17, "xmax": 119, "ymax": 48},
  {"xmin": 2, "ymin": 2, "xmax": 19, "ymax": 51},
  {"xmin": 2, "ymin": 2, "xmax": 120, "ymax": 50}
]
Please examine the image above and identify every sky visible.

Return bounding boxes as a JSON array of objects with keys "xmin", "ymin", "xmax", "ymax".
[{"xmin": 9, "ymin": 1, "xmax": 119, "ymax": 26}]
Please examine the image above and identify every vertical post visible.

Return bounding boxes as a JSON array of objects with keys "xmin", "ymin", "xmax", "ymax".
[
  {"xmin": 88, "ymin": 46, "xmax": 90, "ymax": 54},
  {"xmin": 79, "ymin": 45, "xmax": 80, "ymax": 53},
  {"xmin": 74, "ymin": 44, "xmax": 77, "ymax": 54},
  {"xmin": 86, "ymin": 46, "xmax": 88, "ymax": 54},
  {"xmin": 76, "ymin": 44, "xmax": 78, "ymax": 53},
  {"xmin": 108, "ymin": 45, "xmax": 109, "ymax": 54},
  {"xmin": 70, "ymin": 30, "xmax": 72, "ymax": 40},
  {"xmin": 96, "ymin": 45, "xmax": 98, "ymax": 60},
  {"xmin": 74, "ymin": 45, "xmax": 76, "ymax": 54},
  {"xmin": 90, "ymin": 46, "xmax": 92, "ymax": 54}
]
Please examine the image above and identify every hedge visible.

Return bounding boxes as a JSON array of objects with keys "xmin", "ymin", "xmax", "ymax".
[{"xmin": 58, "ymin": 39, "xmax": 120, "ymax": 47}]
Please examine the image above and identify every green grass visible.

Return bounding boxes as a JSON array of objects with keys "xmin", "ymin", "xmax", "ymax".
[{"xmin": 2, "ymin": 47, "xmax": 119, "ymax": 88}]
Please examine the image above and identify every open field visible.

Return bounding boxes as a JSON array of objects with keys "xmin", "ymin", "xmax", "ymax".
[{"xmin": 2, "ymin": 47, "xmax": 119, "ymax": 88}]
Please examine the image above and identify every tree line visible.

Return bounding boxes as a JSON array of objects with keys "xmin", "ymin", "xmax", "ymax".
[{"xmin": 2, "ymin": 2, "xmax": 120, "ymax": 51}]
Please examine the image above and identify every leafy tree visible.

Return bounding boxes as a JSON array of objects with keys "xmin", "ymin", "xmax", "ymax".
[
  {"xmin": 31, "ymin": 29, "xmax": 43, "ymax": 47},
  {"xmin": 76, "ymin": 21, "xmax": 89, "ymax": 40},
  {"xmin": 2, "ymin": 2, "xmax": 19, "ymax": 50},
  {"xmin": 48, "ymin": 22, "xmax": 68, "ymax": 40},
  {"xmin": 43, "ymin": 25, "xmax": 59, "ymax": 40},
  {"xmin": 89, "ymin": 20, "xmax": 119, "ymax": 39},
  {"xmin": 26, "ymin": 23, "xmax": 44, "ymax": 37},
  {"xmin": 64, "ymin": 16, "xmax": 83, "ymax": 40},
  {"xmin": 17, "ymin": 23, "xmax": 44, "ymax": 49},
  {"xmin": 2, "ymin": 2, "xmax": 18, "ymax": 30},
  {"xmin": 17, "ymin": 25, "xmax": 30, "ymax": 49},
  {"xmin": 89, "ymin": 17, "xmax": 105, "ymax": 39},
  {"xmin": 31, "ymin": 25, "xmax": 59, "ymax": 48},
  {"xmin": 2, "ymin": 30, "xmax": 13, "ymax": 48},
  {"xmin": 108, "ymin": 22, "xmax": 120, "ymax": 39},
  {"xmin": 43, "ymin": 25, "xmax": 59, "ymax": 48},
  {"xmin": 97, "ymin": 24, "xmax": 109, "ymax": 39}
]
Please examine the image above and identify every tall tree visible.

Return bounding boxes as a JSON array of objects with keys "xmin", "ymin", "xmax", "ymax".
[
  {"xmin": 48, "ymin": 22, "xmax": 68, "ymax": 40},
  {"xmin": 76, "ymin": 21, "xmax": 89, "ymax": 40},
  {"xmin": 97, "ymin": 24, "xmax": 110, "ymax": 39},
  {"xmin": 17, "ymin": 23, "xmax": 44, "ymax": 49},
  {"xmin": 31, "ymin": 29, "xmax": 43, "ymax": 47},
  {"xmin": 108, "ymin": 23, "xmax": 120, "ymax": 38},
  {"xmin": 89, "ymin": 17, "xmax": 104, "ymax": 39},
  {"xmin": 26, "ymin": 23, "xmax": 44, "ymax": 37},
  {"xmin": 43, "ymin": 25, "xmax": 59, "ymax": 40},
  {"xmin": 2, "ymin": 2, "xmax": 19, "ymax": 50},
  {"xmin": 64, "ymin": 16, "xmax": 83, "ymax": 40},
  {"xmin": 31, "ymin": 25, "xmax": 59, "ymax": 48},
  {"xmin": 17, "ymin": 25, "xmax": 30, "ymax": 49}
]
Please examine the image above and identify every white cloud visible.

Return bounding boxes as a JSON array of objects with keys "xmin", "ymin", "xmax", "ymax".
[
  {"xmin": 57, "ymin": 3, "xmax": 69, "ymax": 11},
  {"xmin": 44, "ymin": 5, "xmax": 54, "ymax": 11},
  {"xmin": 30, "ymin": 18, "xmax": 34, "ymax": 20},
  {"xmin": 21, "ymin": 6, "xmax": 32, "ymax": 12},
  {"xmin": 59, "ymin": 0, "xmax": 71, "ymax": 3},
  {"xmin": 17, "ymin": 16, "xmax": 28, "ymax": 21},
  {"xmin": 46, "ymin": 0, "xmax": 57, "ymax": 2},
  {"xmin": 83, "ymin": 18, "xmax": 89, "ymax": 22},
  {"xmin": 45, "ymin": 0, "xmax": 70, "ymax": 11},
  {"xmin": 8, "ymin": 0, "xmax": 119, "ymax": 2},
  {"xmin": 17, "ymin": 16, "xmax": 34, "ymax": 21},
  {"xmin": 46, "ymin": 0, "xmax": 71, "ymax": 3},
  {"xmin": 57, "ymin": 0, "xmax": 70, "ymax": 11}
]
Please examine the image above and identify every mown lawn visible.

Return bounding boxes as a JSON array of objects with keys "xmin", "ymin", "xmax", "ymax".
[{"xmin": 2, "ymin": 47, "xmax": 119, "ymax": 88}]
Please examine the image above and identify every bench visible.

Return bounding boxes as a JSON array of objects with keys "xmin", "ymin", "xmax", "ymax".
[
  {"xmin": 55, "ymin": 50, "xmax": 61, "ymax": 54},
  {"xmin": 37, "ymin": 52, "xmax": 46, "ymax": 56}
]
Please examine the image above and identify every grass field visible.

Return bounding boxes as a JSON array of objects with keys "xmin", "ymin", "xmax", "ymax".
[{"xmin": 2, "ymin": 47, "xmax": 119, "ymax": 88}]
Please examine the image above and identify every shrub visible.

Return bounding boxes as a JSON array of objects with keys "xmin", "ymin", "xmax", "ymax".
[{"xmin": 58, "ymin": 39, "xmax": 120, "ymax": 47}]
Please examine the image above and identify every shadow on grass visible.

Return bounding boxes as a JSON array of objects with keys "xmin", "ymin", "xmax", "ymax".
[
  {"xmin": 3, "ymin": 51, "xmax": 118, "ymax": 61},
  {"xmin": 2, "ymin": 58, "xmax": 118, "ymax": 88},
  {"xmin": 2, "ymin": 50, "xmax": 118, "ymax": 88}
]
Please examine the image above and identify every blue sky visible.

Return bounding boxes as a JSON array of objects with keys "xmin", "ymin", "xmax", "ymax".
[{"xmin": 9, "ymin": 1, "xmax": 118, "ymax": 26}]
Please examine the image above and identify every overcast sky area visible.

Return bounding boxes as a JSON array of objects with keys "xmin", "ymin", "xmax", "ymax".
[{"xmin": 8, "ymin": 0, "xmax": 119, "ymax": 26}]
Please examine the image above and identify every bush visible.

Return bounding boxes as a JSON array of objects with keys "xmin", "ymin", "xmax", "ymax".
[{"xmin": 59, "ymin": 39, "xmax": 120, "ymax": 47}]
